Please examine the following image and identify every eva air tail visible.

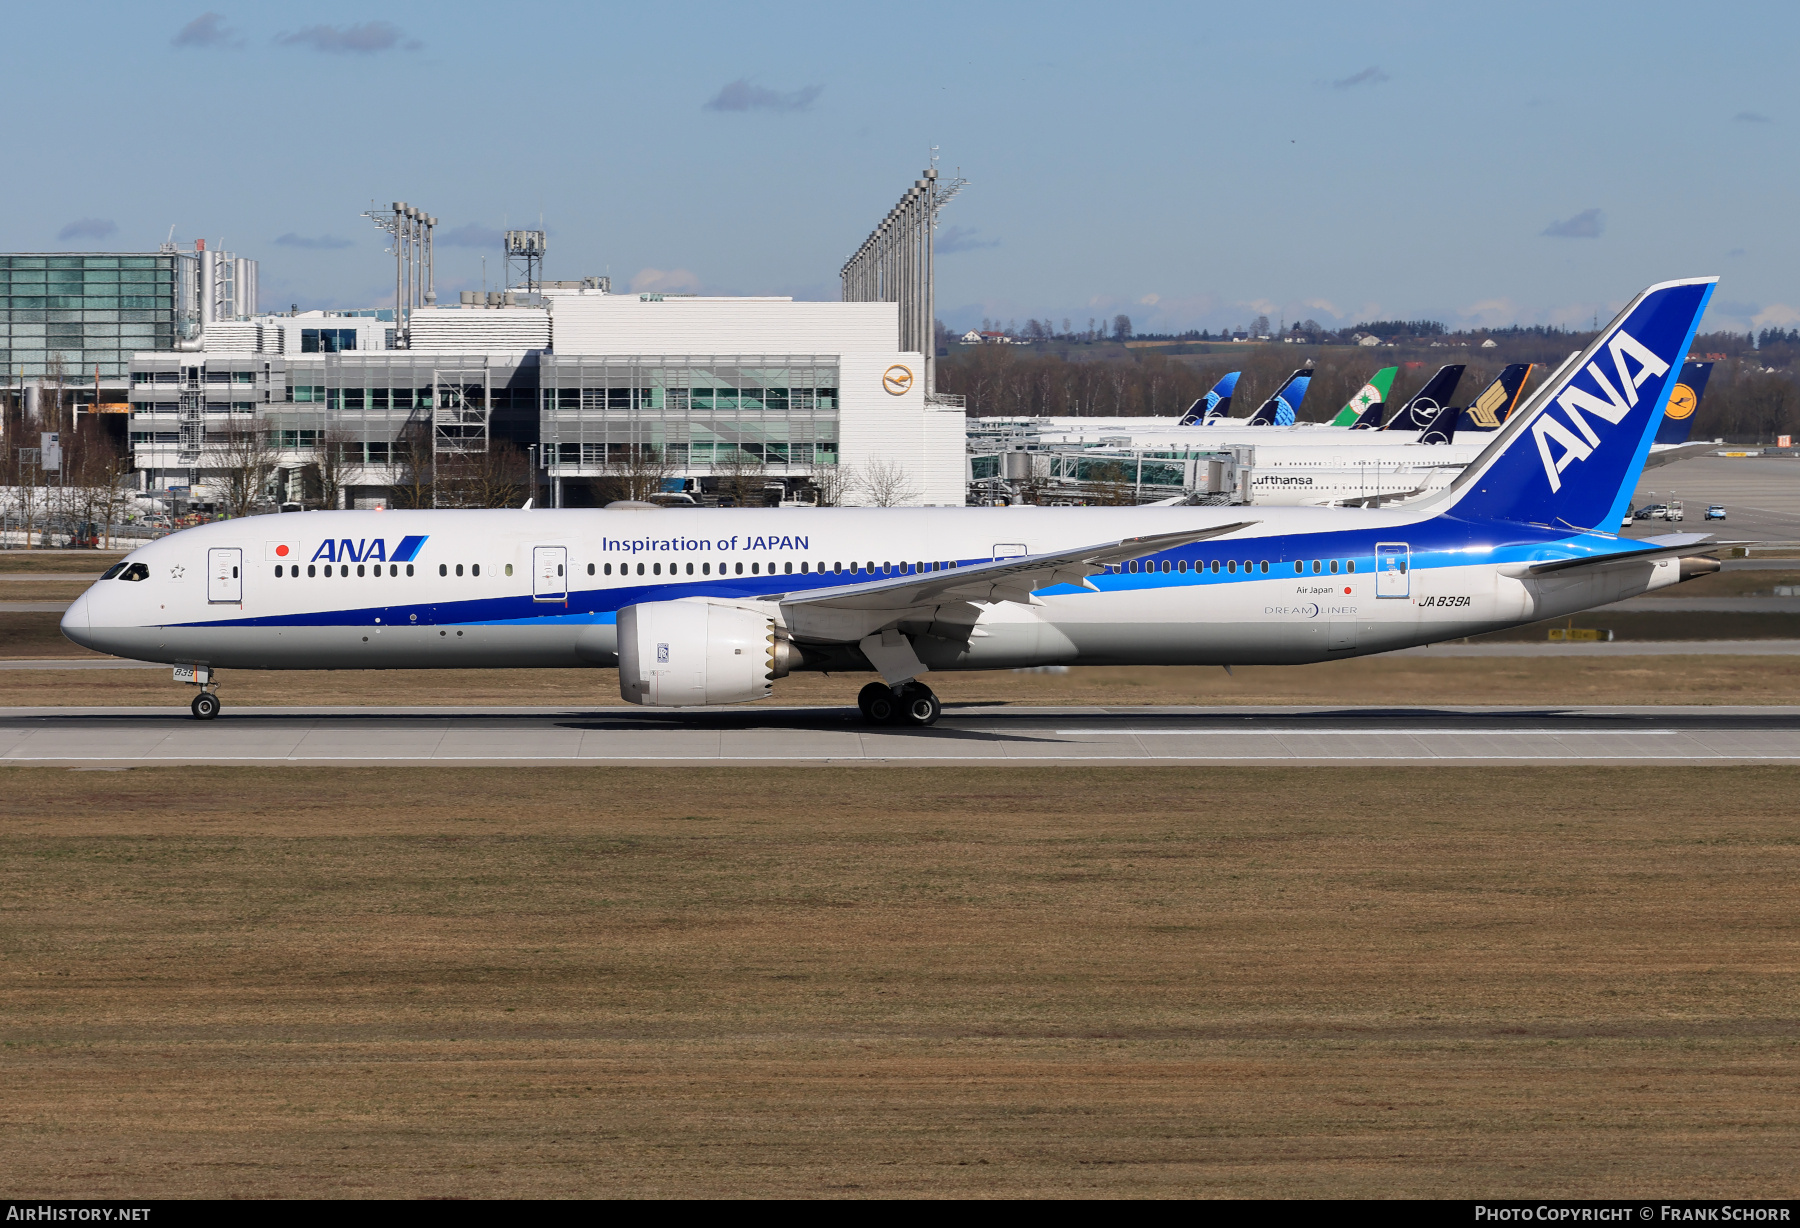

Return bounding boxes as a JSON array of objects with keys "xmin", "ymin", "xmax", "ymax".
[
  {"xmin": 1330, "ymin": 366, "xmax": 1396, "ymax": 426},
  {"xmin": 1179, "ymin": 372, "xmax": 1241, "ymax": 425},
  {"xmin": 1653, "ymin": 360, "xmax": 1714, "ymax": 445},
  {"xmin": 1245, "ymin": 369, "xmax": 1313, "ymax": 426},
  {"xmin": 1440, "ymin": 278, "xmax": 1716, "ymax": 532}
]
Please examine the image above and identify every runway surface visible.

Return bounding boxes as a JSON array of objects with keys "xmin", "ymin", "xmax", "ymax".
[{"xmin": 8, "ymin": 703, "xmax": 1800, "ymax": 766}]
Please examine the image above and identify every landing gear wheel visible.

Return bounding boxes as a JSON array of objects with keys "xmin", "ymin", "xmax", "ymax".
[
  {"xmin": 857, "ymin": 682, "xmax": 893, "ymax": 724},
  {"xmin": 898, "ymin": 684, "xmax": 941, "ymax": 728},
  {"xmin": 191, "ymin": 691, "xmax": 220, "ymax": 721}
]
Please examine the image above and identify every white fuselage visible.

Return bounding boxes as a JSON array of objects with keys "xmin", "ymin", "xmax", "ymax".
[{"xmin": 62, "ymin": 504, "xmax": 1679, "ymax": 676}]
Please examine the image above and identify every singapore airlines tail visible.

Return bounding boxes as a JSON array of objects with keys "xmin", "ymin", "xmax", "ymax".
[{"xmin": 1455, "ymin": 363, "xmax": 1535, "ymax": 433}]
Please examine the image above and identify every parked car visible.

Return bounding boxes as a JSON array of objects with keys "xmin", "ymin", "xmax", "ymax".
[
  {"xmin": 1705, "ymin": 504, "xmax": 1727, "ymax": 521},
  {"xmin": 1634, "ymin": 504, "xmax": 1666, "ymax": 520}
]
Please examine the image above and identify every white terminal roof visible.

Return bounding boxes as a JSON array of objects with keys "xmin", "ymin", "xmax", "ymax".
[
  {"xmin": 410, "ymin": 306, "xmax": 550, "ymax": 352},
  {"xmin": 345, "ymin": 295, "xmax": 904, "ymax": 357},
  {"xmin": 548, "ymin": 294, "xmax": 899, "ymax": 356}
]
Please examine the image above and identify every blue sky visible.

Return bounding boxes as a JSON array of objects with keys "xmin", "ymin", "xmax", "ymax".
[{"xmin": 6, "ymin": 1, "xmax": 1795, "ymax": 334}]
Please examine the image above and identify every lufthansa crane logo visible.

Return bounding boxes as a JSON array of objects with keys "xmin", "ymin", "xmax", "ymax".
[
  {"xmin": 882, "ymin": 364, "xmax": 914, "ymax": 396},
  {"xmin": 1665, "ymin": 382, "xmax": 1697, "ymax": 420}
]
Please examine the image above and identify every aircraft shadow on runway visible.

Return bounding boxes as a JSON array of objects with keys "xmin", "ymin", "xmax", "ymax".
[{"xmin": 7, "ymin": 706, "xmax": 1800, "ymax": 738}]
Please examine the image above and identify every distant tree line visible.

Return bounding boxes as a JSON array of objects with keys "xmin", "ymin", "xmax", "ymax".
[{"xmin": 938, "ymin": 324, "xmax": 1800, "ymax": 443}]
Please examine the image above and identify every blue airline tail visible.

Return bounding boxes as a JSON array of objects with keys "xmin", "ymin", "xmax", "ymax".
[
  {"xmin": 1653, "ymin": 360, "xmax": 1713, "ymax": 444},
  {"xmin": 1179, "ymin": 372, "xmax": 1241, "ymax": 425},
  {"xmin": 1349, "ymin": 398, "xmax": 1385, "ymax": 429},
  {"xmin": 1417, "ymin": 400, "xmax": 1460, "ymax": 445},
  {"xmin": 1455, "ymin": 363, "xmax": 1534, "ymax": 433},
  {"xmin": 1441, "ymin": 278, "xmax": 1716, "ymax": 531},
  {"xmin": 1383, "ymin": 364, "xmax": 1465, "ymax": 430},
  {"xmin": 1245, "ymin": 369, "xmax": 1312, "ymax": 426}
]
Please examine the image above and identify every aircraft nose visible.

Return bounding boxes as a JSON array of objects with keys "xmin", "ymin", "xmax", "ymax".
[{"xmin": 60, "ymin": 592, "xmax": 96, "ymax": 650}]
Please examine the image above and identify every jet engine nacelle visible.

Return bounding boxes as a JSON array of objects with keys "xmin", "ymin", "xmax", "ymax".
[{"xmin": 617, "ymin": 599, "xmax": 791, "ymax": 707}]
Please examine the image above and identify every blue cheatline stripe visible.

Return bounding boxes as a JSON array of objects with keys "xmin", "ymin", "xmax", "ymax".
[
  {"xmin": 168, "ymin": 511, "xmax": 1657, "ymax": 631},
  {"xmin": 389, "ymin": 535, "xmax": 428, "ymax": 564}
]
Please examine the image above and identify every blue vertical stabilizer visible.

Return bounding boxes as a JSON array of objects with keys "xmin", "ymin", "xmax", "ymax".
[
  {"xmin": 1180, "ymin": 372, "xmax": 1241, "ymax": 425},
  {"xmin": 1245, "ymin": 369, "xmax": 1313, "ymax": 426},
  {"xmin": 1442, "ymin": 279, "xmax": 1716, "ymax": 531},
  {"xmin": 1654, "ymin": 360, "xmax": 1714, "ymax": 444},
  {"xmin": 1384, "ymin": 364, "xmax": 1465, "ymax": 431}
]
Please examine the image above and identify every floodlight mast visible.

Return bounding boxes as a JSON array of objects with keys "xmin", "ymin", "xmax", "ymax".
[
  {"xmin": 841, "ymin": 160, "xmax": 967, "ymax": 396},
  {"xmin": 362, "ymin": 201, "xmax": 437, "ymax": 347}
]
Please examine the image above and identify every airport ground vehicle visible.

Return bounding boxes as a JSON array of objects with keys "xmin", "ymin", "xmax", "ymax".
[
  {"xmin": 1666, "ymin": 500, "xmax": 1684, "ymax": 522},
  {"xmin": 1706, "ymin": 504, "xmax": 1726, "ymax": 521},
  {"xmin": 62, "ymin": 279, "xmax": 1723, "ymax": 725}
]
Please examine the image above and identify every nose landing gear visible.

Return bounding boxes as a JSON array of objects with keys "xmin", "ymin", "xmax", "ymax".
[
  {"xmin": 177, "ymin": 665, "xmax": 221, "ymax": 719},
  {"xmin": 856, "ymin": 680, "xmax": 941, "ymax": 727}
]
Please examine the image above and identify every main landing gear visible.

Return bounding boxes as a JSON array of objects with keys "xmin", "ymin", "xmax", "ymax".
[{"xmin": 857, "ymin": 680, "xmax": 942, "ymax": 728}]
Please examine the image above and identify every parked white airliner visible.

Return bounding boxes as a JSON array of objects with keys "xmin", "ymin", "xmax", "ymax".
[{"xmin": 64, "ymin": 278, "xmax": 1721, "ymax": 726}]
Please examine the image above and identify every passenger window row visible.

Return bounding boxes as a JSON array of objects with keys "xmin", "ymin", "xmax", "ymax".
[
  {"xmin": 584, "ymin": 560, "xmax": 963, "ymax": 578},
  {"xmin": 1114, "ymin": 558, "xmax": 1358, "ymax": 575},
  {"xmin": 275, "ymin": 563, "xmax": 418, "ymax": 578}
]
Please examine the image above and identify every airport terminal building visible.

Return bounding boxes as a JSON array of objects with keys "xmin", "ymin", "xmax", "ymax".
[{"xmin": 125, "ymin": 291, "xmax": 966, "ymax": 507}]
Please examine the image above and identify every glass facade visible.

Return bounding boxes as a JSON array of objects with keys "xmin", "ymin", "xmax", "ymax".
[
  {"xmin": 538, "ymin": 354, "xmax": 840, "ymax": 472},
  {"xmin": 0, "ymin": 254, "xmax": 184, "ymax": 382}
]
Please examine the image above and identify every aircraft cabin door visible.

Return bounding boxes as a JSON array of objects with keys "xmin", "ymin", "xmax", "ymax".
[
  {"xmin": 1375, "ymin": 542, "xmax": 1410, "ymax": 599},
  {"xmin": 533, "ymin": 546, "xmax": 568, "ymax": 602},
  {"xmin": 207, "ymin": 547, "xmax": 242, "ymax": 604}
]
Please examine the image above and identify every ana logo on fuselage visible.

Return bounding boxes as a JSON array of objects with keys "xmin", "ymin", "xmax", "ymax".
[
  {"xmin": 1531, "ymin": 329, "xmax": 1670, "ymax": 493},
  {"xmin": 311, "ymin": 534, "xmax": 428, "ymax": 564}
]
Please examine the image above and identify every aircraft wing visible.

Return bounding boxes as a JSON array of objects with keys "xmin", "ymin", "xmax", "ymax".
[
  {"xmin": 775, "ymin": 522, "xmax": 1259, "ymax": 613},
  {"xmin": 1514, "ymin": 533, "xmax": 1717, "ymax": 576}
]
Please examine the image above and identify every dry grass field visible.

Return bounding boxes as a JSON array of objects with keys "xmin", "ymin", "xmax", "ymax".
[
  {"xmin": 0, "ymin": 551, "xmax": 123, "ymax": 573},
  {"xmin": 4, "ymin": 766, "xmax": 1799, "ymax": 1198}
]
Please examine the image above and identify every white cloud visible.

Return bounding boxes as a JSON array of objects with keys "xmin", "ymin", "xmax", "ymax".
[
  {"xmin": 1752, "ymin": 303, "xmax": 1800, "ymax": 329},
  {"xmin": 630, "ymin": 267, "xmax": 701, "ymax": 294}
]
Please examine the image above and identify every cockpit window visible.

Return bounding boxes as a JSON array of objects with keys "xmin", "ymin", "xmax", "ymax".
[
  {"xmin": 119, "ymin": 563, "xmax": 150, "ymax": 582},
  {"xmin": 101, "ymin": 563, "xmax": 127, "ymax": 580}
]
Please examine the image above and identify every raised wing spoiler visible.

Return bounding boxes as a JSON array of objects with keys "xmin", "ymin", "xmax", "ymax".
[{"xmin": 776, "ymin": 521, "xmax": 1259, "ymax": 613}]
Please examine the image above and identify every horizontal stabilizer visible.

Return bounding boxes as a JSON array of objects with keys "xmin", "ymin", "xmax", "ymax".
[{"xmin": 1514, "ymin": 533, "xmax": 1715, "ymax": 576}]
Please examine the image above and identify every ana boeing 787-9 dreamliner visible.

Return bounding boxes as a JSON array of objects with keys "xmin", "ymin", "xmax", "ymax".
[{"xmin": 64, "ymin": 278, "xmax": 1722, "ymax": 726}]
